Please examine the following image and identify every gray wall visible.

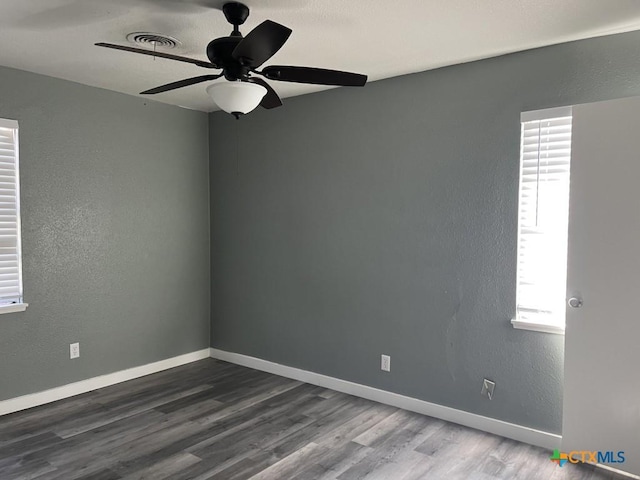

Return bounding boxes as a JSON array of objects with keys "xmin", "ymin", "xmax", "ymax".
[
  {"xmin": 0, "ymin": 66, "xmax": 210, "ymax": 401},
  {"xmin": 209, "ymin": 30, "xmax": 640, "ymax": 434}
]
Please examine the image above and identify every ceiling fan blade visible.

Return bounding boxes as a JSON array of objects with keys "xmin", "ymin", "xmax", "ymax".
[
  {"xmin": 248, "ymin": 78, "xmax": 283, "ymax": 109},
  {"xmin": 232, "ymin": 20, "xmax": 292, "ymax": 68},
  {"xmin": 95, "ymin": 42, "xmax": 218, "ymax": 69},
  {"xmin": 261, "ymin": 66, "xmax": 367, "ymax": 86},
  {"xmin": 140, "ymin": 74, "xmax": 223, "ymax": 95}
]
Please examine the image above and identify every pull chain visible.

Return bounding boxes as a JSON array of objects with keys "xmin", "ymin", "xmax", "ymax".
[{"xmin": 236, "ymin": 119, "xmax": 240, "ymax": 177}]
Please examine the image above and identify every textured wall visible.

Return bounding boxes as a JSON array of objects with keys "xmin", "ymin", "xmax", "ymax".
[
  {"xmin": 0, "ymin": 66, "xmax": 210, "ymax": 401},
  {"xmin": 209, "ymin": 30, "xmax": 640, "ymax": 434}
]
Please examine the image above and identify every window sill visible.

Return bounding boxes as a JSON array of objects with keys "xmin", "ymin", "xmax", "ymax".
[
  {"xmin": 0, "ymin": 303, "xmax": 28, "ymax": 315},
  {"xmin": 511, "ymin": 318, "xmax": 565, "ymax": 335}
]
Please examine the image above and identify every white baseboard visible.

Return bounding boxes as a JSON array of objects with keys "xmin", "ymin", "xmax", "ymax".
[
  {"xmin": 0, "ymin": 348, "xmax": 211, "ymax": 417},
  {"xmin": 594, "ymin": 463, "xmax": 640, "ymax": 479},
  {"xmin": 209, "ymin": 347, "xmax": 561, "ymax": 451},
  {"xmin": 0, "ymin": 346, "xmax": 561, "ymax": 452}
]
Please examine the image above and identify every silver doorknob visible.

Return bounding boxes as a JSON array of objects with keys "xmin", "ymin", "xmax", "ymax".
[{"xmin": 568, "ymin": 297, "xmax": 583, "ymax": 308}]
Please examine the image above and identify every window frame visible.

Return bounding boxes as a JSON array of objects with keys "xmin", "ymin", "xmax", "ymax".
[
  {"xmin": 0, "ymin": 118, "xmax": 27, "ymax": 314},
  {"xmin": 511, "ymin": 106, "xmax": 572, "ymax": 335}
]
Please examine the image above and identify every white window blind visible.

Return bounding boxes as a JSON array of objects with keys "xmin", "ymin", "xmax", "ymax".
[
  {"xmin": 0, "ymin": 118, "xmax": 23, "ymax": 306},
  {"xmin": 515, "ymin": 107, "xmax": 572, "ymax": 330}
]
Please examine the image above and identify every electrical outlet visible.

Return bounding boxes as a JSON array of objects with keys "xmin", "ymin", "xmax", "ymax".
[
  {"xmin": 381, "ymin": 354, "xmax": 391, "ymax": 372},
  {"xmin": 70, "ymin": 342, "xmax": 80, "ymax": 359},
  {"xmin": 481, "ymin": 378, "xmax": 495, "ymax": 400}
]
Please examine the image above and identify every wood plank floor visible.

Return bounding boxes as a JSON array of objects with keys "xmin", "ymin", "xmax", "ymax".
[{"xmin": 0, "ymin": 359, "xmax": 629, "ymax": 480}]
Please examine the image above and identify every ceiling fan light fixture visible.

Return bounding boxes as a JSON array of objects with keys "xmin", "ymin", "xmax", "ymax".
[{"xmin": 206, "ymin": 82, "xmax": 266, "ymax": 117}]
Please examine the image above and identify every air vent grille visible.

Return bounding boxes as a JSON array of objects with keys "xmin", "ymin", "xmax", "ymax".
[{"xmin": 126, "ymin": 32, "xmax": 181, "ymax": 50}]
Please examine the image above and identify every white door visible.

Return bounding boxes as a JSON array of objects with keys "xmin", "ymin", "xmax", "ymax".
[{"xmin": 563, "ymin": 96, "xmax": 640, "ymax": 476}]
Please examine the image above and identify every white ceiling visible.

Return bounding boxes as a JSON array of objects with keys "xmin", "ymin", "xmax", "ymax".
[{"xmin": 1, "ymin": 0, "xmax": 640, "ymax": 112}]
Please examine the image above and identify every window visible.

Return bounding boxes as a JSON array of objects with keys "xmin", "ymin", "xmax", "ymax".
[
  {"xmin": 0, "ymin": 118, "xmax": 26, "ymax": 313},
  {"xmin": 511, "ymin": 107, "xmax": 572, "ymax": 334}
]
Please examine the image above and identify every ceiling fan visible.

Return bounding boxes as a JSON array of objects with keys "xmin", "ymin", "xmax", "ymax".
[{"xmin": 96, "ymin": 2, "xmax": 368, "ymax": 118}]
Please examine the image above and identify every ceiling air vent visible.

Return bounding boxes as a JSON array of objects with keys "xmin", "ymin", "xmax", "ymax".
[{"xmin": 126, "ymin": 32, "xmax": 181, "ymax": 50}]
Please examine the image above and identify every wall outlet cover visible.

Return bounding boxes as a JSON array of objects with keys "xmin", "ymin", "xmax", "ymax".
[
  {"xmin": 381, "ymin": 354, "xmax": 391, "ymax": 372},
  {"xmin": 70, "ymin": 342, "xmax": 80, "ymax": 359},
  {"xmin": 481, "ymin": 378, "xmax": 495, "ymax": 400}
]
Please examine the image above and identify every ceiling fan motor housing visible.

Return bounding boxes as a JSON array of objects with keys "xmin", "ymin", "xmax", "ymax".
[
  {"xmin": 206, "ymin": 36, "xmax": 249, "ymax": 81},
  {"xmin": 207, "ymin": 3, "xmax": 254, "ymax": 81}
]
